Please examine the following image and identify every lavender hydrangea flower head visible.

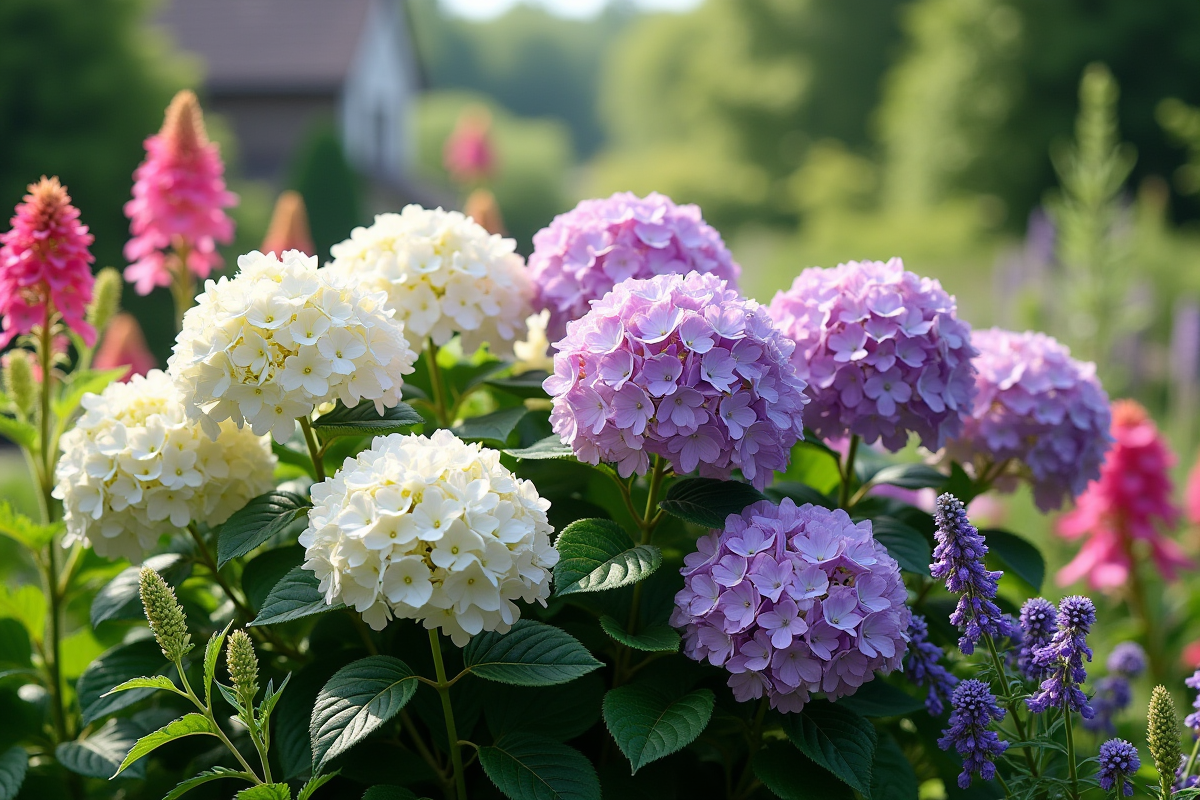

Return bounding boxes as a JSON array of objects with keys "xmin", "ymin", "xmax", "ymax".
[
  {"xmin": 1026, "ymin": 595, "xmax": 1095, "ymax": 718},
  {"xmin": 672, "ymin": 499, "xmax": 910, "ymax": 712},
  {"xmin": 767, "ymin": 258, "xmax": 977, "ymax": 451},
  {"xmin": 946, "ymin": 329, "xmax": 1112, "ymax": 511},
  {"xmin": 1018, "ymin": 598, "xmax": 1058, "ymax": 681},
  {"xmin": 529, "ymin": 192, "xmax": 741, "ymax": 339},
  {"xmin": 938, "ymin": 679, "xmax": 1009, "ymax": 789},
  {"xmin": 1098, "ymin": 739, "xmax": 1140, "ymax": 797},
  {"xmin": 931, "ymin": 493, "xmax": 1017, "ymax": 655},
  {"xmin": 545, "ymin": 272, "xmax": 807, "ymax": 487},
  {"xmin": 904, "ymin": 615, "xmax": 959, "ymax": 715},
  {"xmin": 1107, "ymin": 641, "xmax": 1147, "ymax": 679}
]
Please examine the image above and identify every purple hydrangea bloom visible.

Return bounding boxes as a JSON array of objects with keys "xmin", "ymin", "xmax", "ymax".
[
  {"xmin": 946, "ymin": 329, "xmax": 1112, "ymax": 512},
  {"xmin": 1018, "ymin": 598, "xmax": 1058, "ymax": 681},
  {"xmin": 903, "ymin": 614, "xmax": 959, "ymax": 715},
  {"xmin": 767, "ymin": 258, "xmax": 977, "ymax": 452},
  {"xmin": 938, "ymin": 679, "xmax": 1009, "ymax": 789},
  {"xmin": 1084, "ymin": 676, "xmax": 1132, "ymax": 734},
  {"xmin": 672, "ymin": 499, "xmax": 910, "ymax": 712},
  {"xmin": 545, "ymin": 272, "xmax": 807, "ymax": 487},
  {"xmin": 1098, "ymin": 739, "xmax": 1140, "ymax": 797},
  {"xmin": 931, "ymin": 494, "xmax": 1018, "ymax": 655},
  {"xmin": 1026, "ymin": 595, "xmax": 1095, "ymax": 718},
  {"xmin": 529, "ymin": 192, "xmax": 741, "ymax": 339},
  {"xmin": 1185, "ymin": 668, "xmax": 1200, "ymax": 731},
  {"xmin": 1107, "ymin": 641, "xmax": 1147, "ymax": 679}
]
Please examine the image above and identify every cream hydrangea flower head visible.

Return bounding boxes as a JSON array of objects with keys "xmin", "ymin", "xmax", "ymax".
[
  {"xmin": 328, "ymin": 206, "xmax": 533, "ymax": 357},
  {"xmin": 511, "ymin": 309, "xmax": 553, "ymax": 375},
  {"xmin": 54, "ymin": 370, "xmax": 276, "ymax": 561},
  {"xmin": 299, "ymin": 429, "xmax": 559, "ymax": 641},
  {"xmin": 168, "ymin": 249, "xmax": 417, "ymax": 443}
]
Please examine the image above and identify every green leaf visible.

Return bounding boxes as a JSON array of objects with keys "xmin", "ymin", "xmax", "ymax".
[
  {"xmin": 487, "ymin": 370, "xmax": 551, "ymax": 398},
  {"xmin": 56, "ymin": 718, "xmax": 144, "ymax": 779},
  {"xmin": 480, "ymin": 734, "xmax": 601, "ymax": 800},
  {"xmin": 297, "ymin": 769, "xmax": 338, "ymax": 800},
  {"xmin": 102, "ymin": 676, "xmax": 179, "ymax": 696},
  {"xmin": 602, "ymin": 685, "xmax": 714, "ymax": 773},
  {"xmin": 983, "ymin": 528, "xmax": 1045, "ymax": 591},
  {"xmin": 781, "ymin": 699, "xmax": 877, "ymax": 798},
  {"xmin": 273, "ymin": 441, "xmax": 317, "ymax": 479},
  {"xmin": 752, "ymin": 741, "xmax": 853, "ymax": 800},
  {"xmin": 867, "ymin": 463, "xmax": 947, "ymax": 490},
  {"xmin": 504, "ymin": 435, "xmax": 575, "ymax": 460},
  {"xmin": 0, "ymin": 501, "xmax": 58, "ymax": 550},
  {"xmin": 243, "ymin": 546, "xmax": 305, "ymax": 610},
  {"xmin": 0, "ymin": 745, "xmax": 27, "ymax": 800},
  {"xmin": 78, "ymin": 640, "xmax": 174, "ymax": 724},
  {"xmin": 868, "ymin": 516, "xmax": 931, "ymax": 577},
  {"xmin": 446, "ymin": 359, "xmax": 511, "ymax": 395},
  {"xmin": 484, "ymin": 673, "xmax": 604, "ymax": 742},
  {"xmin": 218, "ymin": 491, "xmax": 310, "ymax": 568},
  {"xmin": 113, "ymin": 713, "xmax": 216, "ymax": 777},
  {"xmin": 52, "ymin": 367, "xmax": 129, "ymax": 420},
  {"xmin": 257, "ymin": 672, "xmax": 292, "ymax": 726},
  {"xmin": 162, "ymin": 767, "xmax": 245, "ymax": 800},
  {"xmin": 250, "ymin": 566, "xmax": 343, "ymax": 626},
  {"xmin": 765, "ymin": 481, "xmax": 836, "ymax": 510},
  {"xmin": 552, "ymin": 519, "xmax": 661, "ymax": 597},
  {"xmin": 0, "ymin": 619, "xmax": 31, "ymax": 668},
  {"xmin": 0, "ymin": 415, "xmax": 36, "ymax": 449},
  {"xmin": 204, "ymin": 623, "xmax": 233, "ymax": 707},
  {"xmin": 310, "ymin": 655, "xmax": 419, "ymax": 771},
  {"xmin": 362, "ymin": 787, "xmax": 421, "ymax": 800},
  {"xmin": 311, "ymin": 400, "xmax": 423, "ymax": 438},
  {"xmin": 658, "ymin": 477, "xmax": 768, "ymax": 528},
  {"xmin": 453, "ymin": 406, "xmax": 528, "ymax": 445},
  {"xmin": 236, "ymin": 784, "xmax": 293, "ymax": 799},
  {"xmin": 837, "ymin": 680, "xmax": 926, "ymax": 718},
  {"xmin": 91, "ymin": 552, "xmax": 192, "ymax": 627},
  {"xmin": 463, "ymin": 619, "xmax": 602, "ymax": 687},
  {"xmin": 597, "ymin": 615, "xmax": 680, "ymax": 653},
  {"xmin": 870, "ymin": 732, "xmax": 919, "ymax": 800},
  {"xmin": 0, "ymin": 585, "xmax": 43, "ymax": 640}
]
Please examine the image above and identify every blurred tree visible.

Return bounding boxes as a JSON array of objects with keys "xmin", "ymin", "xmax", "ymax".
[{"xmin": 287, "ymin": 122, "xmax": 365, "ymax": 261}]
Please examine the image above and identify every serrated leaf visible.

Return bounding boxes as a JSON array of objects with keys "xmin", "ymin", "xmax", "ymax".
[
  {"xmin": 836, "ymin": 680, "xmax": 926, "ymax": 718},
  {"xmin": 243, "ymin": 546, "xmax": 305, "ymax": 610},
  {"xmin": 56, "ymin": 718, "xmax": 144, "ymax": 779},
  {"xmin": 552, "ymin": 519, "xmax": 660, "ymax": 597},
  {"xmin": 362, "ymin": 786, "xmax": 421, "ymax": 800},
  {"xmin": 870, "ymin": 732, "xmax": 919, "ymax": 800},
  {"xmin": 162, "ymin": 767, "xmax": 245, "ymax": 800},
  {"xmin": 453, "ymin": 406, "xmax": 528, "ymax": 445},
  {"xmin": 484, "ymin": 673, "xmax": 605, "ymax": 742},
  {"xmin": 602, "ymin": 685, "xmax": 713, "ymax": 773},
  {"xmin": 504, "ymin": 435, "xmax": 574, "ymax": 460},
  {"xmin": 463, "ymin": 620, "xmax": 602, "ymax": 687},
  {"xmin": 0, "ymin": 500, "xmax": 58, "ymax": 551},
  {"xmin": 487, "ymin": 370, "xmax": 551, "ymax": 399},
  {"xmin": 868, "ymin": 516, "xmax": 931, "ymax": 577},
  {"xmin": 0, "ymin": 745, "xmax": 27, "ymax": 800},
  {"xmin": 597, "ymin": 615, "xmax": 679, "ymax": 653},
  {"xmin": 781, "ymin": 699, "xmax": 877, "ymax": 798},
  {"xmin": 765, "ymin": 482, "xmax": 836, "ymax": 510},
  {"xmin": 297, "ymin": 769, "xmax": 338, "ymax": 800},
  {"xmin": 310, "ymin": 656, "xmax": 419, "ymax": 771},
  {"xmin": 867, "ymin": 463, "xmax": 947, "ymax": 490},
  {"xmin": 78, "ymin": 640, "xmax": 174, "ymax": 724},
  {"xmin": 658, "ymin": 477, "xmax": 767, "ymax": 528},
  {"xmin": 236, "ymin": 784, "xmax": 292, "ymax": 799},
  {"xmin": 102, "ymin": 676, "xmax": 179, "ymax": 696},
  {"xmin": 982, "ymin": 528, "xmax": 1045, "ymax": 591},
  {"xmin": 91, "ymin": 553, "xmax": 192, "ymax": 627},
  {"xmin": 250, "ymin": 566, "xmax": 342, "ymax": 626},
  {"xmin": 204, "ymin": 623, "xmax": 233, "ymax": 707},
  {"xmin": 257, "ymin": 672, "xmax": 292, "ymax": 726},
  {"xmin": 753, "ymin": 741, "xmax": 853, "ymax": 800},
  {"xmin": 218, "ymin": 492, "xmax": 310, "ymax": 568},
  {"xmin": 311, "ymin": 400, "xmax": 423, "ymax": 438},
  {"xmin": 480, "ymin": 734, "xmax": 601, "ymax": 800},
  {"xmin": 52, "ymin": 366, "xmax": 130, "ymax": 420},
  {"xmin": 114, "ymin": 713, "xmax": 216, "ymax": 777},
  {"xmin": 0, "ymin": 415, "xmax": 36, "ymax": 449}
]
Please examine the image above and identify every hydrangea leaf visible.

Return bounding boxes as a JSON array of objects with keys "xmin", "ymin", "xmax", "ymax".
[
  {"xmin": 552, "ymin": 519, "xmax": 660, "ymax": 597},
  {"xmin": 503, "ymin": 435, "xmax": 575, "ymax": 460},
  {"xmin": 242, "ymin": 546, "xmax": 305, "ymax": 611},
  {"xmin": 658, "ymin": 478, "xmax": 767, "ymax": 529},
  {"xmin": 752, "ymin": 741, "xmax": 853, "ymax": 800},
  {"xmin": 781, "ymin": 699, "xmax": 877, "ymax": 798},
  {"xmin": 602, "ymin": 685, "xmax": 714, "ymax": 773},
  {"xmin": 765, "ymin": 481, "xmax": 836, "ymax": 510},
  {"xmin": 217, "ymin": 491, "xmax": 310, "ymax": 568},
  {"xmin": 870, "ymin": 732, "xmax": 919, "ymax": 800},
  {"xmin": 982, "ymin": 527, "xmax": 1045, "ymax": 591},
  {"xmin": 310, "ymin": 656, "xmax": 419, "ymax": 772},
  {"xmin": 452, "ymin": 406, "xmax": 528, "ymax": 446},
  {"xmin": 311, "ymin": 399, "xmax": 423, "ymax": 439},
  {"xmin": 479, "ymin": 733, "xmax": 601, "ymax": 800},
  {"xmin": 91, "ymin": 553, "xmax": 192, "ymax": 627},
  {"xmin": 837, "ymin": 680, "xmax": 926, "ymax": 719},
  {"xmin": 488, "ymin": 370, "xmax": 551, "ymax": 399},
  {"xmin": 78, "ymin": 640, "xmax": 176, "ymax": 724},
  {"xmin": 249, "ymin": 566, "xmax": 343, "ymax": 627},
  {"xmin": 0, "ymin": 745, "xmax": 27, "ymax": 800},
  {"xmin": 597, "ymin": 615, "xmax": 680, "ymax": 653},
  {"xmin": 484, "ymin": 673, "xmax": 605, "ymax": 741},
  {"xmin": 56, "ymin": 718, "xmax": 144, "ymax": 780},
  {"xmin": 867, "ymin": 516, "xmax": 932, "ymax": 577},
  {"xmin": 867, "ymin": 463, "xmax": 948, "ymax": 490},
  {"xmin": 463, "ymin": 619, "xmax": 602, "ymax": 686}
]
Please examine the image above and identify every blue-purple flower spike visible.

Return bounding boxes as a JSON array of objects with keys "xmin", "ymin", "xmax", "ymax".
[
  {"xmin": 1107, "ymin": 642, "xmax": 1147, "ymax": 679},
  {"xmin": 1084, "ymin": 676, "xmax": 1132, "ymax": 734},
  {"xmin": 1026, "ymin": 595, "xmax": 1096, "ymax": 718},
  {"xmin": 903, "ymin": 615, "xmax": 960, "ymax": 716},
  {"xmin": 1097, "ymin": 739, "xmax": 1140, "ymax": 797},
  {"xmin": 1018, "ymin": 598, "xmax": 1057, "ymax": 681},
  {"xmin": 931, "ymin": 493, "xmax": 1017, "ymax": 655},
  {"xmin": 938, "ymin": 679, "xmax": 1009, "ymax": 789}
]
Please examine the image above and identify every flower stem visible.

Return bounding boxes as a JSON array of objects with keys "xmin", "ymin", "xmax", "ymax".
[
  {"xmin": 1184, "ymin": 734, "xmax": 1200, "ymax": 784},
  {"xmin": 838, "ymin": 434, "xmax": 860, "ymax": 509},
  {"xmin": 429, "ymin": 629, "xmax": 467, "ymax": 800},
  {"xmin": 625, "ymin": 456, "xmax": 668, "ymax": 636},
  {"xmin": 299, "ymin": 415, "xmax": 326, "ymax": 482},
  {"xmin": 1121, "ymin": 537, "xmax": 1166, "ymax": 684},
  {"xmin": 1063, "ymin": 705, "xmax": 1079, "ymax": 800},
  {"xmin": 425, "ymin": 340, "xmax": 451, "ymax": 428},
  {"xmin": 981, "ymin": 629, "xmax": 1039, "ymax": 780},
  {"xmin": 177, "ymin": 660, "xmax": 263, "ymax": 783},
  {"xmin": 37, "ymin": 315, "xmax": 67, "ymax": 745},
  {"xmin": 170, "ymin": 240, "xmax": 195, "ymax": 333}
]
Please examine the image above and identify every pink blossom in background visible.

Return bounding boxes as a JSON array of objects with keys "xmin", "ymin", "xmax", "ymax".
[
  {"xmin": 0, "ymin": 176, "xmax": 95, "ymax": 347},
  {"xmin": 93, "ymin": 313, "xmax": 156, "ymax": 380},
  {"xmin": 1057, "ymin": 400, "xmax": 1190, "ymax": 590},
  {"xmin": 260, "ymin": 191, "xmax": 314, "ymax": 257},
  {"xmin": 443, "ymin": 105, "xmax": 496, "ymax": 184},
  {"xmin": 1186, "ymin": 455, "xmax": 1200, "ymax": 526},
  {"xmin": 123, "ymin": 90, "xmax": 236, "ymax": 295}
]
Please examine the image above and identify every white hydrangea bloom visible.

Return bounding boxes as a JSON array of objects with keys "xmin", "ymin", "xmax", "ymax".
[
  {"xmin": 328, "ymin": 206, "xmax": 533, "ymax": 358},
  {"xmin": 168, "ymin": 250, "xmax": 417, "ymax": 443},
  {"xmin": 511, "ymin": 309, "xmax": 553, "ymax": 375},
  {"xmin": 299, "ymin": 429, "xmax": 559, "ymax": 641},
  {"xmin": 54, "ymin": 370, "xmax": 276, "ymax": 561}
]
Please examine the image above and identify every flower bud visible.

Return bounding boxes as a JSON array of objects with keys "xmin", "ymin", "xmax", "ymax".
[
  {"xmin": 226, "ymin": 629, "xmax": 259, "ymax": 709},
  {"xmin": 86, "ymin": 267, "xmax": 122, "ymax": 334},
  {"xmin": 1147, "ymin": 684, "xmax": 1182, "ymax": 792},
  {"xmin": 2, "ymin": 349, "xmax": 36, "ymax": 417},
  {"xmin": 139, "ymin": 567, "xmax": 193, "ymax": 662}
]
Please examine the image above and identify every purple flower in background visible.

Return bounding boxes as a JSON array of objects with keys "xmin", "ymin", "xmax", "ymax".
[
  {"xmin": 1018, "ymin": 598, "xmax": 1058, "ymax": 682},
  {"xmin": 938, "ymin": 679, "xmax": 1009, "ymax": 789},
  {"xmin": 904, "ymin": 615, "xmax": 960, "ymax": 715},
  {"xmin": 1184, "ymin": 669, "xmax": 1200, "ymax": 731},
  {"xmin": 945, "ymin": 328, "xmax": 1112, "ymax": 512},
  {"xmin": 545, "ymin": 272, "xmax": 808, "ymax": 487},
  {"xmin": 673, "ymin": 499, "xmax": 910, "ymax": 712},
  {"xmin": 1097, "ymin": 739, "xmax": 1140, "ymax": 797},
  {"xmin": 1084, "ymin": 676, "xmax": 1132, "ymax": 734},
  {"xmin": 1026, "ymin": 595, "xmax": 1095, "ymax": 718},
  {"xmin": 1107, "ymin": 641, "xmax": 1147, "ymax": 679},
  {"xmin": 767, "ymin": 258, "xmax": 977, "ymax": 452},
  {"xmin": 529, "ymin": 192, "xmax": 741, "ymax": 339},
  {"xmin": 931, "ymin": 494, "xmax": 1017, "ymax": 655}
]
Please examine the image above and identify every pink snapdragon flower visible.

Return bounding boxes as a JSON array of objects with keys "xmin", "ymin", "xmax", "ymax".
[
  {"xmin": 1057, "ymin": 400, "xmax": 1190, "ymax": 589},
  {"xmin": 123, "ymin": 90, "xmax": 236, "ymax": 295},
  {"xmin": 0, "ymin": 176, "xmax": 95, "ymax": 346}
]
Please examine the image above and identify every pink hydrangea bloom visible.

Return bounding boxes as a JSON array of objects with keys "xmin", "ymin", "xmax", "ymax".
[
  {"xmin": 1057, "ymin": 401, "xmax": 1190, "ymax": 590},
  {"xmin": 544, "ymin": 272, "xmax": 807, "ymax": 488},
  {"xmin": 123, "ymin": 90, "xmax": 236, "ymax": 295},
  {"xmin": 767, "ymin": 258, "xmax": 976, "ymax": 452},
  {"xmin": 948, "ymin": 329, "xmax": 1112, "ymax": 511},
  {"xmin": 529, "ymin": 192, "xmax": 741, "ymax": 339},
  {"xmin": 0, "ymin": 176, "xmax": 95, "ymax": 346},
  {"xmin": 672, "ymin": 498, "xmax": 910, "ymax": 712}
]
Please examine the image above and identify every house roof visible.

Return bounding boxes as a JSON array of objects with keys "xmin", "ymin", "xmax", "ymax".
[{"xmin": 155, "ymin": 0, "xmax": 374, "ymax": 93}]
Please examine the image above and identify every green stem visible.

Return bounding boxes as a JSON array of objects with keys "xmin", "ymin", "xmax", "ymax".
[
  {"xmin": 177, "ymin": 660, "xmax": 263, "ymax": 783},
  {"xmin": 170, "ymin": 241, "xmax": 195, "ymax": 333},
  {"xmin": 299, "ymin": 415, "xmax": 326, "ymax": 482},
  {"xmin": 429, "ymin": 629, "xmax": 468, "ymax": 800},
  {"xmin": 730, "ymin": 698, "xmax": 769, "ymax": 800},
  {"xmin": 37, "ymin": 315, "xmax": 67, "ymax": 745},
  {"xmin": 838, "ymin": 435, "xmax": 860, "ymax": 509},
  {"xmin": 426, "ymin": 340, "xmax": 451, "ymax": 428},
  {"xmin": 624, "ymin": 457, "xmax": 668, "ymax": 637},
  {"xmin": 1184, "ymin": 734, "xmax": 1200, "ymax": 784},
  {"xmin": 1063, "ymin": 707, "xmax": 1079, "ymax": 800},
  {"xmin": 981, "ymin": 629, "xmax": 1039, "ymax": 779},
  {"xmin": 1122, "ymin": 537, "xmax": 1166, "ymax": 684}
]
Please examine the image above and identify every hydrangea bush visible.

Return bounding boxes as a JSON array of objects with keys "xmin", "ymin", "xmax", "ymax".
[{"xmin": 0, "ymin": 139, "xmax": 1192, "ymax": 800}]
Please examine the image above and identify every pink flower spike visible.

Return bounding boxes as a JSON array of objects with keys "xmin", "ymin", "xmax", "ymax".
[{"xmin": 0, "ymin": 176, "xmax": 95, "ymax": 346}]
